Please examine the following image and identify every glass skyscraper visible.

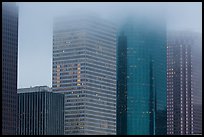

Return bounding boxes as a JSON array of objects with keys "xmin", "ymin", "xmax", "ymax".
[
  {"xmin": 17, "ymin": 86, "xmax": 64, "ymax": 135},
  {"xmin": 2, "ymin": 2, "xmax": 18, "ymax": 135},
  {"xmin": 52, "ymin": 15, "xmax": 116, "ymax": 135},
  {"xmin": 117, "ymin": 16, "xmax": 167, "ymax": 135},
  {"xmin": 167, "ymin": 31, "xmax": 202, "ymax": 135}
]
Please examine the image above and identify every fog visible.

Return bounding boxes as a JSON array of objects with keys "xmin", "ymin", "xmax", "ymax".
[{"xmin": 17, "ymin": 2, "xmax": 202, "ymax": 88}]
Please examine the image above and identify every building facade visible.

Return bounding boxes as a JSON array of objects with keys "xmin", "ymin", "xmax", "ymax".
[
  {"xmin": 2, "ymin": 2, "xmax": 18, "ymax": 135},
  {"xmin": 117, "ymin": 17, "xmax": 167, "ymax": 135},
  {"xmin": 17, "ymin": 86, "xmax": 64, "ymax": 135},
  {"xmin": 52, "ymin": 15, "xmax": 117, "ymax": 135},
  {"xmin": 167, "ymin": 31, "xmax": 202, "ymax": 135}
]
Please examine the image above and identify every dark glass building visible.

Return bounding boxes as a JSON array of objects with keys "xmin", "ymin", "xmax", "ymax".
[
  {"xmin": 17, "ymin": 86, "xmax": 64, "ymax": 135},
  {"xmin": 117, "ymin": 16, "xmax": 167, "ymax": 135},
  {"xmin": 167, "ymin": 31, "xmax": 202, "ymax": 135},
  {"xmin": 2, "ymin": 2, "xmax": 18, "ymax": 135}
]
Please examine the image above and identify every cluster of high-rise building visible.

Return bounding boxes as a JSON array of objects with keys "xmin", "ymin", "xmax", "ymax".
[{"xmin": 2, "ymin": 2, "xmax": 202, "ymax": 135}]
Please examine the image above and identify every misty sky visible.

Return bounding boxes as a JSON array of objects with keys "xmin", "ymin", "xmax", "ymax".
[{"xmin": 17, "ymin": 2, "xmax": 202, "ymax": 88}]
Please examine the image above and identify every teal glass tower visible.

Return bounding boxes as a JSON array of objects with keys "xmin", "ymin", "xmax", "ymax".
[{"xmin": 117, "ymin": 16, "xmax": 167, "ymax": 135}]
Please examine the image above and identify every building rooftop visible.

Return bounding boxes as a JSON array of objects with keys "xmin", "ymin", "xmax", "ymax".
[{"xmin": 17, "ymin": 86, "xmax": 51, "ymax": 93}]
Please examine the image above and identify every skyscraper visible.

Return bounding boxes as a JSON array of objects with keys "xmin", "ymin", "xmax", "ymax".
[
  {"xmin": 167, "ymin": 31, "xmax": 202, "ymax": 135},
  {"xmin": 117, "ymin": 16, "xmax": 167, "ymax": 135},
  {"xmin": 52, "ymin": 15, "xmax": 117, "ymax": 135},
  {"xmin": 17, "ymin": 86, "xmax": 64, "ymax": 135},
  {"xmin": 2, "ymin": 2, "xmax": 18, "ymax": 135}
]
